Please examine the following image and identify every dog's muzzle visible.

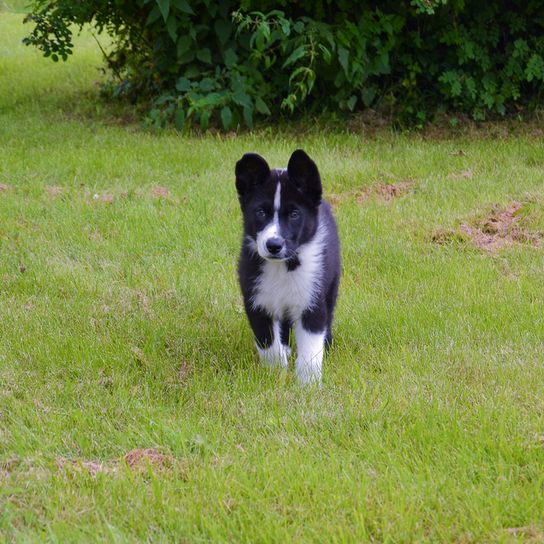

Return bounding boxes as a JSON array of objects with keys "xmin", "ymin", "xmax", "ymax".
[{"xmin": 265, "ymin": 237, "xmax": 284, "ymax": 257}]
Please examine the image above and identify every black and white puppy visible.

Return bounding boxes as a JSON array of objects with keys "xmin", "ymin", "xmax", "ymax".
[{"xmin": 236, "ymin": 149, "xmax": 341, "ymax": 384}]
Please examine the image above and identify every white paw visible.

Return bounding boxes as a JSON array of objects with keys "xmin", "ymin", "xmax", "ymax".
[
  {"xmin": 295, "ymin": 360, "xmax": 322, "ymax": 386},
  {"xmin": 257, "ymin": 344, "xmax": 289, "ymax": 368}
]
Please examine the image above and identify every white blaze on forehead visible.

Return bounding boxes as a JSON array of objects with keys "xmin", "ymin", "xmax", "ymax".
[
  {"xmin": 256, "ymin": 180, "xmax": 282, "ymax": 258},
  {"xmin": 273, "ymin": 180, "xmax": 281, "ymax": 211}
]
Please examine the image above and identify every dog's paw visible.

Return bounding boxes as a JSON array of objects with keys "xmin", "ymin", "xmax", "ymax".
[
  {"xmin": 257, "ymin": 345, "xmax": 289, "ymax": 368},
  {"xmin": 295, "ymin": 359, "xmax": 322, "ymax": 386}
]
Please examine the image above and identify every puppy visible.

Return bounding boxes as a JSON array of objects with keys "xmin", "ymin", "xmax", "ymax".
[{"xmin": 236, "ymin": 149, "xmax": 340, "ymax": 384}]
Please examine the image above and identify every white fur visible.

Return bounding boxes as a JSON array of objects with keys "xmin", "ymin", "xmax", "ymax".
[
  {"xmin": 273, "ymin": 179, "xmax": 281, "ymax": 210},
  {"xmin": 294, "ymin": 323, "xmax": 325, "ymax": 385},
  {"xmin": 256, "ymin": 320, "xmax": 289, "ymax": 368},
  {"xmin": 255, "ymin": 180, "xmax": 282, "ymax": 258},
  {"xmin": 252, "ymin": 225, "xmax": 325, "ymax": 321},
  {"xmin": 256, "ymin": 221, "xmax": 278, "ymax": 257}
]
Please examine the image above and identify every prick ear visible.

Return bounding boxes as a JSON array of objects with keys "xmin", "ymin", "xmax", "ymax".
[
  {"xmin": 235, "ymin": 153, "xmax": 270, "ymax": 197},
  {"xmin": 287, "ymin": 149, "xmax": 322, "ymax": 206}
]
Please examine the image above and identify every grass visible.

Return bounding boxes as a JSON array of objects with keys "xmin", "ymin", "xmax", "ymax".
[{"xmin": 2, "ymin": 6, "xmax": 544, "ymax": 543}]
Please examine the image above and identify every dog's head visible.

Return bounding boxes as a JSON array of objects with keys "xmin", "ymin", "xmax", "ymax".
[{"xmin": 235, "ymin": 149, "xmax": 322, "ymax": 262}]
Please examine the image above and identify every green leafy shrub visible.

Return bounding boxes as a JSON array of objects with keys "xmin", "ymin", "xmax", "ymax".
[{"xmin": 23, "ymin": 0, "xmax": 544, "ymax": 129}]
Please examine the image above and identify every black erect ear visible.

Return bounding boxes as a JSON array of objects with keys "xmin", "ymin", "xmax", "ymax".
[
  {"xmin": 235, "ymin": 153, "xmax": 270, "ymax": 197},
  {"xmin": 287, "ymin": 149, "xmax": 322, "ymax": 206}
]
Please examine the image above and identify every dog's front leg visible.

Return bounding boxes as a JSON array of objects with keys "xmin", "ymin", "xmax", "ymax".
[
  {"xmin": 294, "ymin": 311, "xmax": 326, "ymax": 385},
  {"xmin": 246, "ymin": 306, "xmax": 289, "ymax": 368}
]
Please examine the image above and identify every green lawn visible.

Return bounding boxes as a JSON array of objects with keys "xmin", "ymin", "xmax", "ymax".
[{"xmin": 2, "ymin": 7, "xmax": 544, "ymax": 543}]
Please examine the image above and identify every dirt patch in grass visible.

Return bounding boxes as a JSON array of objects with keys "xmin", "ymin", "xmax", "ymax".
[
  {"xmin": 330, "ymin": 180, "xmax": 414, "ymax": 207},
  {"xmin": 57, "ymin": 448, "xmax": 178, "ymax": 477},
  {"xmin": 44, "ymin": 185, "xmax": 64, "ymax": 198},
  {"xmin": 448, "ymin": 169, "xmax": 474, "ymax": 180},
  {"xmin": 149, "ymin": 185, "xmax": 183, "ymax": 205},
  {"xmin": 432, "ymin": 201, "xmax": 542, "ymax": 252},
  {"xmin": 461, "ymin": 201, "xmax": 541, "ymax": 250},
  {"xmin": 123, "ymin": 448, "xmax": 175, "ymax": 471},
  {"xmin": 93, "ymin": 192, "xmax": 114, "ymax": 204},
  {"xmin": 0, "ymin": 457, "xmax": 20, "ymax": 478},
  {"xmin": 373, "ymin": 181, "xmax": 414, "ymax": 202},
  {"xmin": 56, "ymin": 458, "xmax": 105, "ymax": 477},
  {"xmin": 504, "ymin": 526, "xmax": 544, "ymax": 540},
  {"xmin": 0, "ymin": 183, "xmax": 11, "ymax": 192},
  {"xmin": 178, "ymin": 361, "xmax": 191, "ymax": 385},
  {"xmin": 151, "ymin": 185, "xmax": 170, "ymax": 199}
]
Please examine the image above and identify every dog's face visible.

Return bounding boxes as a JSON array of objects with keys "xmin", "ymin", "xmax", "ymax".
[{"xmin": 235, "ymin": 150, "xmax": 322, "ymax": 262}]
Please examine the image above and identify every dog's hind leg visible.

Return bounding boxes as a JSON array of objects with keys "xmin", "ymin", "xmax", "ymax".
[{"xmin": 325, "ymin": 274, "xmax": 340, "ymax": 349}]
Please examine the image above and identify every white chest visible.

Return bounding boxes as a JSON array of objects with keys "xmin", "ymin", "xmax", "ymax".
[{"xmin": 251, "ymin": 233, "xmax": 324, "ymax": 320}]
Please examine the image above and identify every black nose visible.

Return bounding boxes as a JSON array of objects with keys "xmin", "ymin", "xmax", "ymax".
[{"xmin": 266, "ymin": 237, "xmax": 283, "ymax": 255}]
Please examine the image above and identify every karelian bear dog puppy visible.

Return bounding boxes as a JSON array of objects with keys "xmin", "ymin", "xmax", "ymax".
[{"xmin": 236, "ymin": 149, "xmax": 341, "ymax": 384}]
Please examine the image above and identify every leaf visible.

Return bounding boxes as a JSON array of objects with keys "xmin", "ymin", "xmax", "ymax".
[
  {"xmin": 220, "ymin": 106, "xmax": 232, "ymax": 130},
  {"xmin": 177, "ymin": 35, "xmax": 192, "ymax": 54},
  {"xmin": 200, "ymin": 110, "xmax": 211, "ymax": 130},
  {"xmin": 154, "ymin": 94, "xmax": 174, "ymax": 105},
  {"xmin": 361, "ymin": 86, "xmax": 376, "ymax": 106},
  {"xmin": 223, "ymin": 48, "xmax": 238, "ymax": 68},
  {"xmin": 214, "ymin": 19, "xmax": 232, "ymax": 45},
  {"xmin": 196, "ymin": 48, "xmax": 212, "ymax": 64},
  {"xmin": 346, "ymin": 95, "xmax": 357, "ymax": 111},
  {"xmin": 377, "ymin": 51, "xmax": 390, "ymax": 74},
  {"xmin": 166, "ymin": 15, "xmax": 178, "ymax": 42},
  {"xmin": 146, "ymin": 5, "xmax": 162, "ymax": 25},
  {"xmin": 184, "ymin": 65, "xmax": 200, "ymax": 78},
  {"xmin": 526, "ymin": 54, "xmax": 544, "ymax": 82},
  {"xmin": 175, "ymin": 108, "xmax": 186, "ymax": 130},
  {"xmin": 172, "ymin": 0, "xmax": 194, "ymax": 14},
  {"xmin": 255, "ymin": 96, "xmax": 271, "ymax": 115},
  {"xmin": 512, "ymin": 38, "xmax": 529, "ymax": 59},
  {"xmin": 243, "ymin": 104, "xmax": 254, "ymax": 129},
  {"xmin": 282, "ymin": 45, "xmax": 306, "ymax": 68},
  {"xmin": 232, "ymin": 91, "xmax": 251, "ymax": 108},
  {"xmin": 149, "ymin": 108, "xmax": 161, "ymax": 121},
  {"xmin": 279, "ymin": 18, "xmax": 291, "ymax": 36},
  {"xmin": 338, "ymin": 47, "xmax": 349, "ymax": 75},
  {"xmin": 465, "ymin": 77, "xmax": 476, "ymax": 99},
  {"xmin": 176, "ymin": 77, "xmax": 191, "ymax": 92},
  {"xmin": 176, "ymin": 35, "xmax": 194, "ymax": 63},
  {"xmin": 198, "ymin": 77, "xmax": 215, "ymax": 92},
  {"xmin": 288, "ymin": 65, "xmax": 309, "ymax": 84},
  {"xmin": 318, "ymin": 44, "xmax": 332, "ymax": 64},
  {"xmin": 156, "ymin": 0, "xmax": 170, "ymax": 21},
  {"xmin": 202, "ymin": 92, "xmax": 222, "ymax": 105}
]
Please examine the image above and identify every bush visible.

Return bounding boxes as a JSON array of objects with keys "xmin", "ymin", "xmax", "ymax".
[{"xmin": 23, "ymin": 0, "xmax": 544, "ymax": 129}]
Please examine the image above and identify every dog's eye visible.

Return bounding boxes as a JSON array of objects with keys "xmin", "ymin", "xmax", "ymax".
[
  {"xmin": 255, "ymin": 208, "xmax": 266, "ymax": 219},
  {"xmin": 289, "ymin": 209, "xmax": 300, "ymax": 220}
]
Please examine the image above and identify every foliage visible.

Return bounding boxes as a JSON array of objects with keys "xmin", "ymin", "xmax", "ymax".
[{"xmin": 23, "ymin": 0, "xmax": 544, "ymax": 129}]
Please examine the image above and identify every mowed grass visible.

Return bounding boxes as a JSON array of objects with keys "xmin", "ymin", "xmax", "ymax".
[{"xmin": 2, "ymin": 7, "xmax": 544, "ymax": 543}]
